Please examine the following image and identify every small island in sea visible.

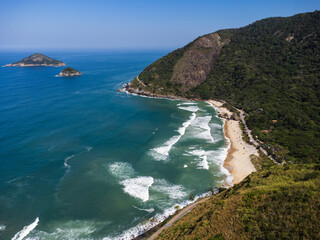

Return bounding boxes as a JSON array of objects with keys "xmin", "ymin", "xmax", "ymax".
[
  {"xmin": 57, "ymin": 67, "xmax": 82, "ymax": 77},
  {"xmin": 3, "ymin": 53, "xmax": 65, "ymax": 67}
]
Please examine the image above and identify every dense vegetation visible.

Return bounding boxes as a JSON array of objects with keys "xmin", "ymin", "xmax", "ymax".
[
  {"xmin": 156, "ymin": 161, "xmax": 320, "ymax": 240},
  {"xmin": 13, "ymin": 53, "xmax": 64, "ymax": 65},
  {"xmin": 134, "ymin": 11, "xmax": 320, "ymax": 164},
  {"xmin": 61, "ymin": 67, "xmax": 80, "ymax": 74},
  {"xmin": 190, "ymin": 11, "xmax": 320, "ymax": 163}
]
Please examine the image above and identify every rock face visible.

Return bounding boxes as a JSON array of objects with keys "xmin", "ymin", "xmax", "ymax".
[
  {"xmin": 170, "ymin": 33, "xmax": 229, "ymax": 91},
  {"xmin": 4, "ymin": 53, "xmax": 65, "ymax": 67},
  {"xmin": 127, "ymin": 32, "xmax": 231, "ymax": 97},
  {"xmin": 57, "ymin": 67, "xmax": 82, "ymax": 77}
]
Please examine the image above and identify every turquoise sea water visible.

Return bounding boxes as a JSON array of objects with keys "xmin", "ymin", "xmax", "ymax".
[{"xmin": 0, "ymin": 51, "xmax": 230, "ymax": 240}]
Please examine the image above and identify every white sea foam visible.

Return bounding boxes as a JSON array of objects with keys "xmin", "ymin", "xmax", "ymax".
[
  {"xmin": 120, "ymin": 177, "xmax": 154, "ymax": 202},
  {"xmin": 177, "ymin": 102, "xmax": 196, "ymax": 106},
  {"xmin": 104, "ymin": 191, "xmax": 212, "ymax": 240},
  {"xmin": 178, "ymin": 105, "xmax": 199, "ymax": 112},
  {"xmin": 190, "ymin": 115, "xmax": 214, "ymax": 142},
  {"xmin": 108, "ymin": 162, "xmax": 135, "ymax": 180},
  {"xmin": 11, "ymin": 217, "xmax": 39, "ymax": 240},
  {"xmin": 188, "ymin": 149, "xmax": 209, "ymax": 170},
  {"xmin": 63, "ymin": 155, "xmax": 75, "ymax": 168},
  {"xmin": 152, "ymin": 113, "xmax": 196, "ymax": 160},
  {"xmin": 63, "ymin": 147, "xmax": 92, "ymax": 169},
  {"xmin": 133, "ymin": 206, "xmax": 155, "ymax": 213},
  {"xmin": 0, "ymin": 225, "xmax": 6, "ymax": 231},
  {"xmin": 204, "ymin": 103, "xmax": 233, "ymax": 185},
  {"xmin": 205, "ymin": 131, "xmax": 233, "ymax": 185},
  {"xmin": 151, "ymin": 179, "xmax": 187, "ymax": 199},
  {"xmin": 184, "ymin": 164, "xmax": 188, "ymax": 168},
  {"xmin": 25, "ymin": 219, "xmax": 108, "ymax": 240},
  {"xmin": 220, "ymin": 121, "xmax": 233, "ymax": 185}
]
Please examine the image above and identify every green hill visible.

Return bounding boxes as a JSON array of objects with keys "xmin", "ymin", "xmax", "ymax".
[
  {"xmin": 128, "ymin": 11, "xmax": 320, "ymax": 164},
  {"xmin": 156, "ymin": 162, "xmax": 320, "ymax": 240}
]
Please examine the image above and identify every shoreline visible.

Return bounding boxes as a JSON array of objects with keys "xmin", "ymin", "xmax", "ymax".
[
  {"xmin": 120, "ymin": 88, "xmax": 258, "ymax": 185},
  {"xmin": 118, "ymin": 89, "xmax": 257, "ymax": 239},
  {"xmin": 207, "ymin": 100, "xmax": 257, "ymax": 185}
]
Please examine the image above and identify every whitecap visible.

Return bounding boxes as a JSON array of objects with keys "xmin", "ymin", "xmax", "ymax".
[
  {"xmin": 120, "ymin": 177, "xmax": 154, "ymax": 202},
  {"xmin": 11, "ymin": 217, "xmax": 39, "ymax": 240},
  {"xmin": 190, "ymin": 115, "xmax": 214, "ymax": 142},
  {"xmin": 152, "ymin": 113, "xmax": 196, "ymax": 160},
  {"xmin": 0, "ymin": 225, "xmax": 6, "ymax": 231},
  {"xmin": 183, "ymin": 164, "xmax": 188, "ymax": 168},
  {"xmin": 188, "ymin": 149, "xmax": 209, "ymax": 170},
  {"xmin": 178, "ymin": 106, "xmax": 199, "ymax": 112}
]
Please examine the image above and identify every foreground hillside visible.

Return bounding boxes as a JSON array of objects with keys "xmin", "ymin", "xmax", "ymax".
[
  {"xmin": 156, "ymin": 162, "xmax": 320, "ymax": 240},
  {"xmin": 128, "ymin": 11, "xmax": 320, "ymax": 164}
]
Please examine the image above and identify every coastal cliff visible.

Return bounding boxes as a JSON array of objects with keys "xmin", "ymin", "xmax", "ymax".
[{"xmin": 4, "ymin": 53, "xmax": 65, "ymax": 67}]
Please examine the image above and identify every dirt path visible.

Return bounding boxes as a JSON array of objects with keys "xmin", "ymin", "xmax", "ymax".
[
  {"xmin": 147, "ymin": 197, "xmax": 208, "ymax": 240},
  {"xmin": 136, "ymin": 76, "xmax": 147, "ymax": 87}
]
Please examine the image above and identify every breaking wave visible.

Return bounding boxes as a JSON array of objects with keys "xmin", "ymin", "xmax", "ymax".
[
  {"xmin": 120, "ymin": 176, "xmax": 154, "ymax": 202},
  {"xmin": 188, "ymin": 149, "xmax": 209, "ymax": 170},
  {"xmin": 151, "ymin": 112, "xmax": 196, "ymax": 160},
  {"xmin": 11, "ymin": 217, "xmax": 39, "ymax": 240},
  {"xmin": 103, "ymin": 192, "xmax": 212, "ymax": 240}
]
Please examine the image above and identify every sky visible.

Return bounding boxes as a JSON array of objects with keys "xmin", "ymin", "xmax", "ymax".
[{"xmin": 0, "ymin": 0, "xmax": 319, "ymax": 50}]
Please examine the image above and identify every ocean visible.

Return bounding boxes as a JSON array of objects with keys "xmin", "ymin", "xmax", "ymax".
[{"xmin": 0, "ymin": 51, "xmax": 230, "ymax": 240}]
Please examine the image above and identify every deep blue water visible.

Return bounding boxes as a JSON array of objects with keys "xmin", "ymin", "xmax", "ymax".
[{"xmin": 0, "ymin": 51, "xmax": 230, "ymax": 240}]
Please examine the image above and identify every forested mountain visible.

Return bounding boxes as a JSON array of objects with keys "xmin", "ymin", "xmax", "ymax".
[{"xmin": 129, "ymin": 11, "xmax": 320, "ymax": 164}]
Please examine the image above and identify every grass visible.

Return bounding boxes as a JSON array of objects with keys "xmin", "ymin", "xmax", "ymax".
[{"xmin": 156, "ymin": 163, "xmax": 320, "ymax": 240}]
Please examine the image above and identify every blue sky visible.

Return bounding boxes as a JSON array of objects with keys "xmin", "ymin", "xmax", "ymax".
[{"xmin": 0, "ymin": 0, "xmax": 318, "ymax": 50}]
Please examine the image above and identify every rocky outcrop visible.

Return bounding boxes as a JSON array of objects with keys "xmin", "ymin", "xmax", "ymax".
[
  {"xmin": 170, "ymin": 33, "xmax": 230, "ymax": 91},
  {"xmin": 120, "ymin": 83, "xmax": 190, "ymax": 100},
  {"xmin": 4, "ymin": 53, "xmax": 65, "ymax": 67},
  {"xmin": 57, "ymin": 67, "xmax": 82, "ymax": 77}
]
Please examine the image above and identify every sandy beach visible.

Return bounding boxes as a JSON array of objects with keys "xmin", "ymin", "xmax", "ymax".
[{"xmin": 207, "ymin": 100, "xmax": 257, "ymax": 185}]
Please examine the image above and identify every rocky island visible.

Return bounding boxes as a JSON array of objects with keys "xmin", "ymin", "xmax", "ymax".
[
  {"xmin": 4, "ymin": 53, "xmax": 65, "ymax": 67},
  {"xmin": 57, "ymin": 67, "xmax": 82, "ymax": 77}
]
